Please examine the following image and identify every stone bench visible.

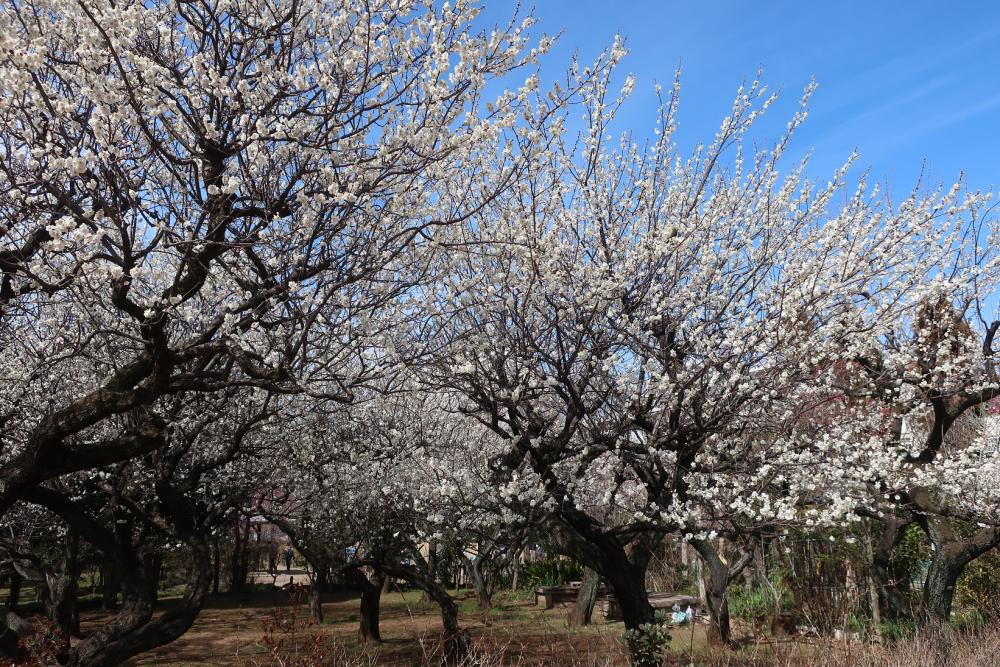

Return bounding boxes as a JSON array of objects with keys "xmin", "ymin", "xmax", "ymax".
[
  {"xmin": 601, "ymin": 593, "xmax": 700, "ymax": 622},
  {"xmin": 535, "ymin": 584, "xmax": 699, "ymax": 622},
  {"xmin": 534, "ymin": 583, "xmax": 583, "ymax": 609},
  {"xmin": 534, "ymin": 581, "xmax": 612, "ymax": 607}
]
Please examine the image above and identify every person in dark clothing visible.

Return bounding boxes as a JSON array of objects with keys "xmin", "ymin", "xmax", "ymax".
[
  {"xmin": 284, "ymin": 544, "xmax": 294, "ymax": 572},
  {"xmin": 268, "ymin": 540, "xmax": 279, "ymax": 574}
]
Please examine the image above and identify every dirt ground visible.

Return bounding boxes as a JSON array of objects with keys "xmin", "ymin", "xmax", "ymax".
[
  {"xmin": 90, "ymin": 587, "xmax": 657, "ymax": 666},
  {"xmin": 81, "ymin": 586, "xmax": 882, "ymax": 666}
]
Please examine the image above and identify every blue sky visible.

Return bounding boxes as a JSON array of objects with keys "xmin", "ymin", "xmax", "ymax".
[{"xmin": 481, "ymin": 1, "xmax": 1000, "ymax": 194}]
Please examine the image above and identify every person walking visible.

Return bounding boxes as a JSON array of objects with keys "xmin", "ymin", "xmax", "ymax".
[
  {"xmin": 268, "ymin": 540, "xmax": 279, "ymax": 574},
  {"xmin": 284, "ymin": 544, "xmax": 294, "ymax": 572}
]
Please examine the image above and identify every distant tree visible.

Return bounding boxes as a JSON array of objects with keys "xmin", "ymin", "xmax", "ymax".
[{"xmin": 260, "ymin": 391, "xmax": 488, "ymax": 658}]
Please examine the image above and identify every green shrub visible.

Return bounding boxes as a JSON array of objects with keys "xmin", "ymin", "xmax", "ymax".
[
  {"xmin": 951, "ymin": 608, "xmax": 987, "ymax": 632},
  {"xmin": 622, "ymin": 614, "xmax": 671, "ymax": 667},
  {"xmin": 845, "ymin": 612, "xmax": 869, "ymax": 633},
  {"xmin": 519, "ymin": 559, "xmax": 584, "ymax": 589},
  {"xmin": 878, "ymin": 618, "xmax": 915, "ymax": 641},
  {"xmin": 894, "ymin": 523, "xmax": 930, "ymax": 588},
  {"xmin": 728, "ymin": 586, "xmax": 770, "ymax": 619},
  {"xmin": 727, "ymin": 578, "xmax": 792, "ymax": 620}
]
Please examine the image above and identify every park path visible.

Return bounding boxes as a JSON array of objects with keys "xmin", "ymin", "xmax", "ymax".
[{"xmin": 248, "ymin": 567, "xmax": 311, "ymax": 588}]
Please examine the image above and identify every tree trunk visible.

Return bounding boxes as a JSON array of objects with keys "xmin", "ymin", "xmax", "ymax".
[
  {"xmin": 68, "ymin": 538, "xmax": 213, "ymax": 667},
  {"xmin": 21, "ymin": 483, "xmax": 214, "ymax": 667},
  {"xmin": 752, "ymin": 540, "xmax": 768, "ymax": 589},
  {"xmin": 922, "ymin": 546, "xmax": 963, "ymax": 624},
  {"xmin": 872, "ymin": 515, "xmax": 913, "ymax": 621},
  {"xmin": 7, "ymin": 573, "xmax": 21, "ymax": 611},
  {"xmin": 437, "ymin": 593, "xmax": 465, "ymax": 664},
  {"xmin": 309, "ymin": 568, "xmax": 327, "ymax": 625},
  {"xmin": 862, "ymin": 533, "xmax": 881, "ymax": 640},
  {"xmin": 382, "ymin": 560, "xmax": 466, "ymax": 663},
  {"xmin": 690, "ymin": 538, "xmax": 752, "ymax": 647},
  {"xmin": 358, "ymin": 571, "xmax": 384, "ymax": 643},
  {"xmin": 420, "ymin": 577, "xmax": 464, "ymax": 660},
  {"xmin": 567, "ymin": 567, "xmax": 600, "ymax": 627},
  {"xmin": 229, "ymin": 519, "xmax": 250, "ymax": 594},
  {"xmin": 544, "ymin": 526, "xmax": 662, "ymax": 666},
  {"xmin": 702, "ymin": 565, "xmax": 731, "ymax": 646},
  {"xmin": 421, "ymin": 542, "xmax": 437, "ymax": 603},
  {"xmin": 46, "ymin": 527, "xmax": 81, "ymax": 650},
  {"xmin": 606, "ymin": 564, "xmax": 655, "ymax": 629},
  {"xmin": 695, "ymin": 551, "xmax": 707, "ymax": 607},
  {"xmin": 211, "ymin": 537, "xmax": 221, "ymax": 596},
  {"xmin": 917, "ymin": 516, "xmax": 1000, "ymax": 627},
  {"xmin": 460, "ymin": 554, "xmax": 491, "ymax": 610},
  {"xmin": 604, "ymin": 559, "xmax": 659, "ymax": 667},
  {"xmin": 101, "ymin": 561, "xmax": 119, "ymax": 611},
  {"xmin": 143, "ymin": 551, "xmax": 163, "ymax": 604},
  {"xmin": 424, "ymin": 580, "xmax": 464, "ymax": 660},
  {"xmin": 690, "ymin": 539, "xmax": 731, "ymax": 646}
]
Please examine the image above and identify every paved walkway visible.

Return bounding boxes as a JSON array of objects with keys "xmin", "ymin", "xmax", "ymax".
[{"xmin": 249, "ymin": 567, "xmax": 311, "ymax": 588}]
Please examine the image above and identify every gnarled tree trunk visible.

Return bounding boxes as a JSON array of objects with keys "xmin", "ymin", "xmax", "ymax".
[
  {"xmin": 567, "ymin": 567, "xmax": 600, "ymax": 627},
  {"xmin": 25, "ymin": 486, "xmax": 215, "ymax": 667},
  {"xmin": 101, "ymin": 561, "xmax": 119, "ymax": 611},
  {"xmin": 460, "ymin": 553, "xmax": 491, "ymax": 610},
  {"xmin": 421, "ymin": 541, "xmax": 437, "ymax": 603},
  {"xmin": 357, "ymin": 569, "xmax": 385, "ymax": 643},
  {"xmin": 435, "ymin": 591, "xmax": 464, "ymax": 663},
  {"xmin": 918, "ymin": 516, "xmax": 1000, "ymax": 627},
  {"xmin": 143, "ymin": 551, "xmax": 163, "ymax": 604},
  {"xmin": 923, "ymin": 549, "xmax": 962, "ymax": 624},
  {"xmin": 382, "ymin": 560, "xmax": 466, "ymax": 663},
  {"xmin": 228, "ymin": 520, "xmax": 250, "ymax": 595},
  {"xmin": 69, "ymin": 537, "xmax": 213, "ymax": 667},
  {"xmin": 211, "ymin": 537, "xmax": 221, "ymax": 596},
  {"xmin": 45, "ymin": 527, "xmax": 82, "ymax": 649},
  {"xmin": 603, "ymin": 557, "xmax": 659, "ymax": 667},
  {"xmin": 547, "ymin": 523, "xmax": 661, "ymax": 666},
  {"xmin": 690, "ymin": 538, "xmax": 754, "ymax": 647},
  {"xmin": 309, "ymin": 568, "xmax": 327, "ymax": 625}
]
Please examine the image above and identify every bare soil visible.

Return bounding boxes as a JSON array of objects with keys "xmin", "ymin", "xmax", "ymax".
[
  {"xmin": 83, "ymin": 586, "xmax": 936, "ymax": 666},
  {"xmin": 94, "ymin": 587, "xmax": 649, "ymax": 665}
]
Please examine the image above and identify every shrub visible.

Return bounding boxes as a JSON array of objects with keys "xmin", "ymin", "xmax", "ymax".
[
  {"xmin": 956, "ymin": 548, "xmax": 1000, "ymax": 623},
  {"xmin": 622, "ymin": 613, "xmax": 671, "ymax": 667},
  {"xmin": 878, "ymin": 618, "xmax": 915, "ymax": 641},
  {"xmin": 728, "ymin": 586, "xmax": 772, "ymax": 620},
  {"xmin": 519, "ymin": 559, "xmax": 584, "ymax": 589}
]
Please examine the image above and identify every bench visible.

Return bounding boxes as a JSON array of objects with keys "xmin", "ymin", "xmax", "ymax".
[
  {"xmin": 534, "ymin": 581, "xmax": 613, "ymax": 607},
  {"xmin": 601, "ymin": 593, "xmax": 700, "ymax": 622}
]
